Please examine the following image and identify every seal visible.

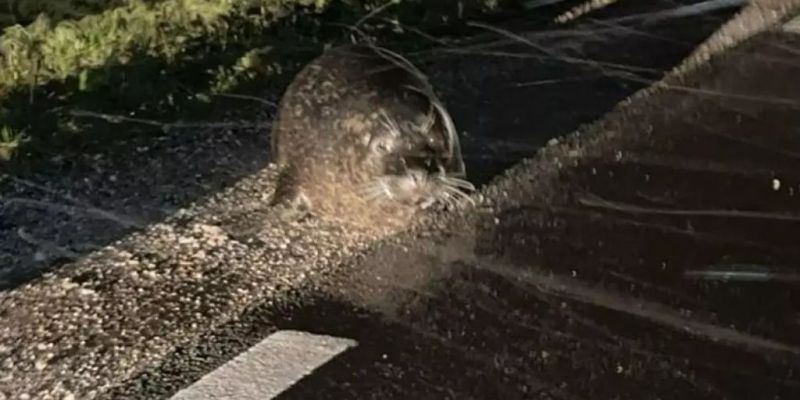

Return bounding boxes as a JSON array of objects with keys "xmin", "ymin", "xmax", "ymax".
[{"xmin": 269, "ymin": 43, "xmax": 473, "ymax": 229}]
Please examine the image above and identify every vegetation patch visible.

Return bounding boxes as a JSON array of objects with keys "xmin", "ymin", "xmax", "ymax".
[{"xmin": 0, "ymin": 0, "xmax": 513, "ymax": 165}]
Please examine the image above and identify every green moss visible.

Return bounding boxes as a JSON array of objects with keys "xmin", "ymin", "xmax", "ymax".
[
  {"xmin": 0, "ymin": 0, "xmax": 332, "ymax": 99},
  {"xmin": 0, "ymin": 0, "xmax": 128, "ymax": 29},
  {"xmin": 209, "ymin": 47, "xmax": 278, "ymax": 94}
]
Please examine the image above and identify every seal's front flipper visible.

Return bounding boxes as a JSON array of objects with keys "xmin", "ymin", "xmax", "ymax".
[
  {"xmin": 274, "ymin": 201, "xmax": 311, "ymax": 223},
  {"xmin": 270, "ymin": 167, "xmax": 312, "ymax": 223},
  {"xmin": 270, "ymin": 190, "xmax": 312, "ymax": 223}
]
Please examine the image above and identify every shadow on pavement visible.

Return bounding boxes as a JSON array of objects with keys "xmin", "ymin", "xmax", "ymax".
[
  {"xmin": 113, "ymin": 22, "xmax": 800, "ymax": 400},
  {"xmin": 275, "ymin": 27, "xmax": 800, "ymax": 400}
]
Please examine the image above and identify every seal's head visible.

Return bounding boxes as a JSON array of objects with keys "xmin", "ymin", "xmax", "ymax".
[
  {"xmin": 356, "ymin": 99, "xmax": 473, "ymax": 211},
  {"xmin": 269, "ymin": 43, "xmax": 473, "ymax": 229}
]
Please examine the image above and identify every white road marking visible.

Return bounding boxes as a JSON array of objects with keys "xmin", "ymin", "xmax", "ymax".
[
  {"xmin": 168, "ymin": 330, "xmax": 357, "ymax": 400},
  {"xmin": 784, "ymin": 14, "xmax": 800, "ymax": 34}
]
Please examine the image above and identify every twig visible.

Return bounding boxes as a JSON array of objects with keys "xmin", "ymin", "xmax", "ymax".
[
  {"xmin": 625, "ymin": 75, "xmax": 800, "ymax": 109},
  {"xmin": 463, "ymin": 22, "xmax": 800, "ymax": 109},
  {"xmin": 555, "ymin": 0, "xmax": 621, "ymax": 25},
  {"xmin": 477, "ymin": 260, "xmax": 800, "ymax": 357},
  {"xmin": 512, "ymin": 74, "xmax": 600, "ymax": 87},
  {"xmin": 523, "ymin": 0, "xmax": 569, "ymax": 9},
  {"xmin": 212, "ymin": 93, "xmax": 277, "ymax": 108},
  {"xmin": 617, "ymin": 152, "xmax": 783, "ymax": 178},
  {"xmin": 411, "ymin": 23, "xmax": 647, "ymax": 60},
  {"xmin": 466, "ymin": 21, "xmax": 660, "ymax": 78},
  {"xmin": 353, "ymin": 0, "xmax": 399, "ymax": 28},
  {"xmin": 11, "ymin": 176, "xmax": 86, "ymax": 202},
  {"xmin": 605, "ymin": 269, "xmax": 701, "ymax": 305},
  {"xmin": 688, "ymin": 119, "xmax": 800, "ymax": 160},
  {"xmin": 378, "ymin": 17, "xmax": 450, "ymax": 46},
  {"xmin": 10, "ymin": 176, "xmax": 146, "ymax": 228},
  {"xmin": 588, "ymin": 0, "xmax": 745, "ymax": 26},
  {"xmin": 585, "ymin": 15, "xmax": 690, "ymax": 46},
  {"xmin": 637, "ymin": 0, "xmax": 747, "ymax": 25},
  {"xmin": 576, "ymin": 192, "xmax": 800, "ymax": 222},
  {"xmin": 684, "ymin": 264, "xmax": 800, "ymax": 283},
  {"xmin": 549, "ymin": 206, "xmax": 794, "ymax": 254},
  {"xmin": 0, "ymin": 197, "xmax": 143, "ymax": 228},
  {"xmin": 17, "ymin": 227, "xmax": 79, "ymax": 260},
  {"xmin": 69, "ymin": 110, "xmax": 268, "ymax": 131}
]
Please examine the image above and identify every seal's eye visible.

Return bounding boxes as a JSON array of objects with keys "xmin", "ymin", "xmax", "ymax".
[{"xmin": 403, "ymin": 120, "xmax": 427, "ymax": 136}]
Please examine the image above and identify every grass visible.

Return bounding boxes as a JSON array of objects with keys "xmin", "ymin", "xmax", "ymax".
[
  {"xmin": 0, "ymin": 0, "xmax": 512, "ymax": 164},
  {"xmin": 0, "ymin": 0, "xmax": 333, "ymax": 98},
  {"xmin": 0, "ymin": 126, "xmax": 28, "ymax": 161},
  {"xmin": 0, "ymin": 0, "xmax": 128, "ymax": 29}
]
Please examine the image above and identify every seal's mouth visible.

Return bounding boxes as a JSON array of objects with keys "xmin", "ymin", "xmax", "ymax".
[
  {"xmin": 424, "ymin": 173, "xmax": 476, "ymax": 210},
  {"xmin": 356, "ymin": 166, "xmax": 475, "ymax": 210}
]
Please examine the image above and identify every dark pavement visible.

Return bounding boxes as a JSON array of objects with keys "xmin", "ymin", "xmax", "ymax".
[{"xmin": 278, "ymin": 29, "xmax": 800, "ymax": 400}]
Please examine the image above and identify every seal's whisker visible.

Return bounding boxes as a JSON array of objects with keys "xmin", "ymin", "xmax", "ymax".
[
  {"xmin": 432, "ymin": 100, "xmax": 460, "ymax": 163},
  {"xmin": 361, "ymin": 191, "xmax": 388, "ymax": 203},
  {"xmin": 437, "ymin": 184, "xmax": 475, "ymax": 207},
  {"xmin": 358, "ymin": 186, "xmax": 388, "ymax": 200},
  {"xmin": 355, "ymin": 180, "xmax": 393, "ymax": 202},
  {"xmin": 438, "ymin": 176, "xmax": 476, "ymax": 191},
  {"xmin": 419, "ymin": 196, "xmax": 438, "ymax": 210},
  {"xmin": 370, "ymin": 45, "xmax": 429, "ymax": 87},
  {"xmin": 446, "ymin": 191, "xmax": 474, "ymax": 207},
  {"xmin": 355, "ymin": 183, "xmax": 381, "ymax": 196},
  {"xmin": 378, "ymin": 109, "xmax": 402, "ymax": 137},
  {"xmin": 436, "ymin": 176, "xmax": 476, "ymax": 202},
  {"xmin": 436, "ymin": 190, "xmax": 458, "ymax": 210},
  {"xmin": 446, "ymin": 185, "xmax": 476, "ymax": 204},
  {"xmin": 445, "ymin": 189, "xmax": 473, "ymax": 208}
]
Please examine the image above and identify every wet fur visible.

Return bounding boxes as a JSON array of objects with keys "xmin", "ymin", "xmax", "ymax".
[{"xmin": 269, "ymin": 43, "xmax": 473, "ymax": 229}]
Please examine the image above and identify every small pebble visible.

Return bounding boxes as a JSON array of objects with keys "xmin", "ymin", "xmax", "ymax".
[
  {"xmin": 34, "ymin": 358, "xmax": 48, "ymax": 371},
  {"xmin": 772, "ymin": 178, "xmax": 781, "ymax": 191}
]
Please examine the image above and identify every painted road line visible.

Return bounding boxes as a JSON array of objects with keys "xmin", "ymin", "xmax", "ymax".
[
  {"xmin": 784, "ymin": 14, "xmax": 800, "ymax": 33},
  {"xmin": 169, "ymin": 330, "xmax": 358, "ymax": 400}
]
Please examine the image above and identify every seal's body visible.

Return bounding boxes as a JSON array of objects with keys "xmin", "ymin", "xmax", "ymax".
[{"xmin": 270, "ymin": 44, "xmax": 472, "ymax": 229}]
